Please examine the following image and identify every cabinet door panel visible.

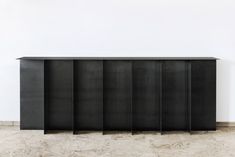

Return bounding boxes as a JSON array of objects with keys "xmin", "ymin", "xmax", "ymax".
[
  {"xmin": 74, "ymin": 61, "xmax": 103, "ymax": 130},
  {"xmin": 191, "ymin": 61, "xmax": 216, "ymax": 130},
  {"xmin": 45, "ymin": 60, "xmax": 73, "ymax": 130},
  {"xmin": 163, "ymin": 61, "xmax": 188, "ymax": 131},
  {"xmin": 103, "ymin": 61, "xmax": 132, "ymax": 130},
  {"xmin": 132, "ymin": 61, "xmax": 161, "ymax": 130}
]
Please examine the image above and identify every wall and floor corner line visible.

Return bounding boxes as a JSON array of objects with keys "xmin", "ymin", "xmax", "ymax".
[{"xmin": 0, "ymin": 121, "xmax": 234, "ymax": 127}]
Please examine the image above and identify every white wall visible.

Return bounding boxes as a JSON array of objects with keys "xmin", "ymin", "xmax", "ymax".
[{"xmin": 0, "ymin": 0, "xmax": 234, "ymax": 121}]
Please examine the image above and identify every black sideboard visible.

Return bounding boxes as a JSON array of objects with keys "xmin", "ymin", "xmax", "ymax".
[{"xmin": 19, "ymin": 57, "xmax": 217, "ymax": 134}]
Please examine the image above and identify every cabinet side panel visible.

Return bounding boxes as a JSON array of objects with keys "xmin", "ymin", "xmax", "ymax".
[
  {"xmin": 132, "ymin": 61, "xmax": 160, "ymax": 130},
  {"xmin": 74, "ymin": 61, "xmax": 103, "ymax": 130},
  {"xmin": 191, "ymin": 61, "xmax": 216, "ymax": 130},
  {"xmin": 20, "ymin": 60, "xmax": 44, "ymax": 129},
  {"xmin": 103, "ymin": 61, "xmax": 132, "ymax": 130}
]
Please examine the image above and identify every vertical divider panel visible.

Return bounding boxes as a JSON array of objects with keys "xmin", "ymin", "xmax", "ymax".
[
  {"xmin": 102, "ymin": 61, "xmax": 104, "ymax": 135},
  {"xmin": 131, "ymin": 61, "xmax": 133, "ymax": 135},
  {"xmin": 159, "ymin": 61, "xmax": 163, "ymax": 135},
  {"xmin": 162, "ymin": 61, "xmax": 166, "ymax": 134},
  {"xmin": 72, "ymin": 60, "xmax": 76, "ymax": 134},
  {"xmin": 188, "ymin": 62, "xmax": 192, "ymax": 133},
  {"xmin": 73, "ymin": 60, "xmax": 78, "ymax": 134},
  {"xmin": 73, "ymin": 60, "xmax": 77, "ymax": 134},
  {"xmin": 185, "ymin": 62, "xmax": 188, "ymax": 132},
  {"xmin": 103, "ymin": 61, "xmax": 106, "ymax": 134},
  {"xmin": 44, "ymin": 60, "xmax": 47, "ymax": 134}
]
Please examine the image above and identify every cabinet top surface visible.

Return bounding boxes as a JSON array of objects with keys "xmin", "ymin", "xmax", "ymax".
[{"xmin": 18, "ymin": 57, "xmax": 218, "ymax": 60}]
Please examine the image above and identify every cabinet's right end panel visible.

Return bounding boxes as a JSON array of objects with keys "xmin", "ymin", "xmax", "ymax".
[{"xmin": 191, "ymin": 60, "xmax": 216, "ymax": 131}]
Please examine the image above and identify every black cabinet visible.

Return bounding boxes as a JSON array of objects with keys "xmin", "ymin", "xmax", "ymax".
[{"xmin": 19, "ymin": 57, "xmax": 217, "ymax": 134}]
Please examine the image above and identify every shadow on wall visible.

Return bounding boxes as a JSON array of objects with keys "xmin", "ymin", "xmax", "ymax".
[{"xmin": 216, "ymin": 59, "xmax": 234, "ymax": 122}]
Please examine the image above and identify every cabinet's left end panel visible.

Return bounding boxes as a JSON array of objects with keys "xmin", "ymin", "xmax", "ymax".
[{"xmin": 20, "ymin": 60, "xmax": 44, "ymax": 130}]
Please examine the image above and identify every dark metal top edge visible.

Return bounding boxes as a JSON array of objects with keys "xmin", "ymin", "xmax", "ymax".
[{"xmin": 17, "ymin": 57, "xmax": 219, "ymax": 60}]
